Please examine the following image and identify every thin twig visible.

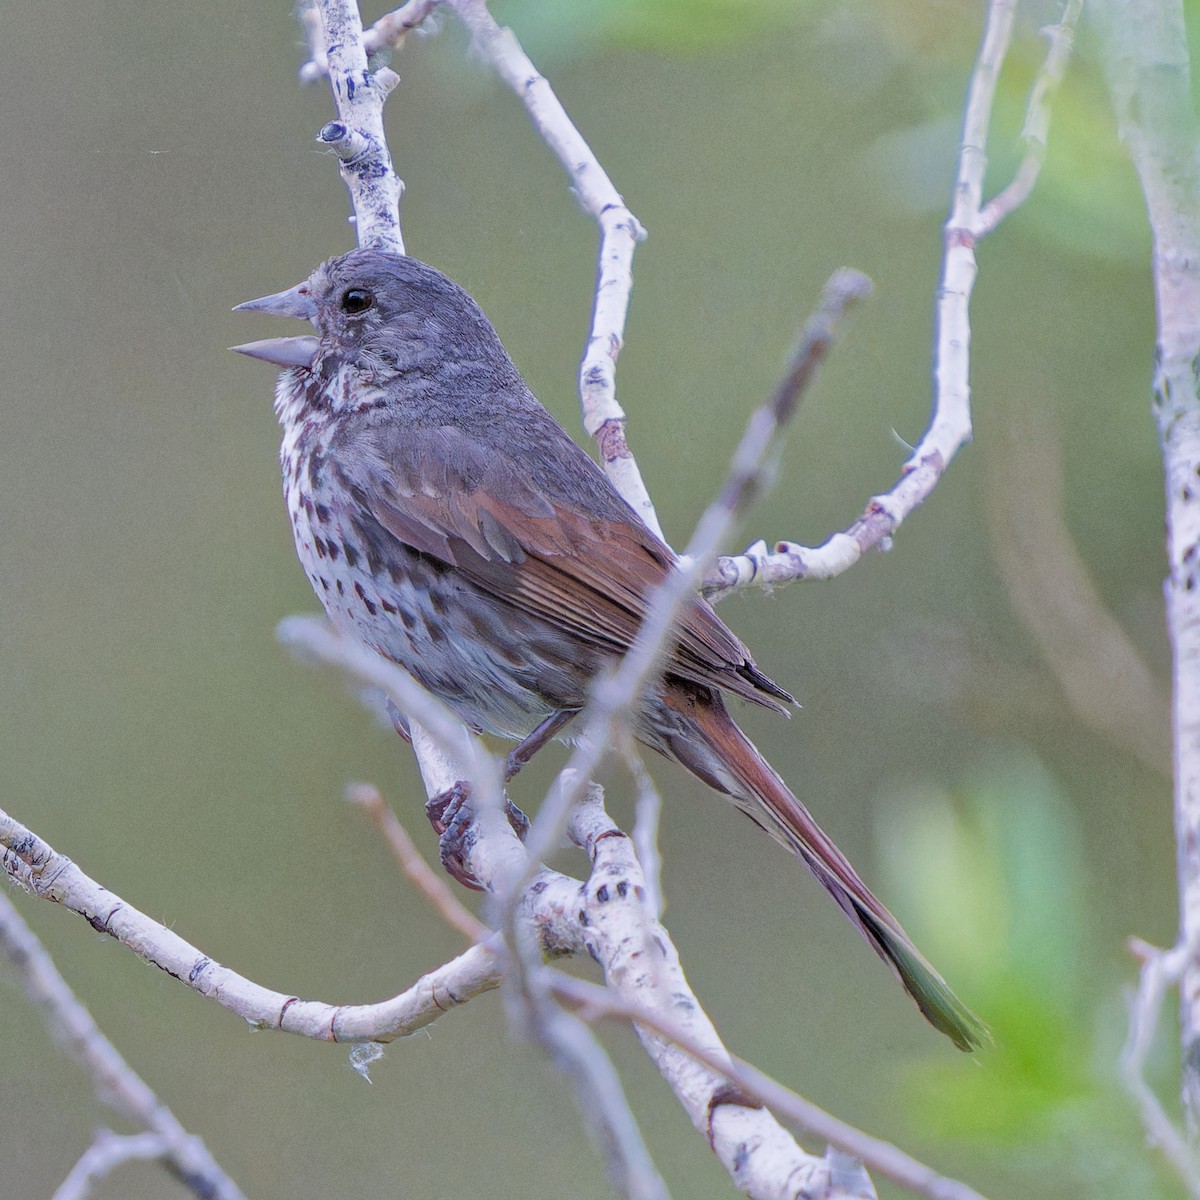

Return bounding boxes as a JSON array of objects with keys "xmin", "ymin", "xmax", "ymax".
[
  {"xmin": 704, "ymin": 0, "xmax": 1080, "ymax": 599},
  {"xmin": 0, "ymin": 804, "xmax": 574, "ymax": 1043},
  {"xmin": 976, "ymin": 0, "xmax": 1082, "ymax": 236},
  {"xmin": 54, "ymin": 1132, "xmax": 172, "ymax": 1200},
  {"xmin": 521, "ymin": 996, "xmax": 671, "ymax": 1200},
  {"xmin": 346, "ymin": 782, "xmax": 490, "ymax": 941},
  {"xmin": 445, "ymin": 0, "xmax": 660, "ymax": 539},
  {"xmin": 551, "ymin": 973, "xmax": 988, "ymax": 1200},
  {"xmin": 625, "ymin": 749, "xmax": 665, "ymax": 920},
  {"xmin": 310, "ymin": 0, "xmax": 405, "ymax": 251},
  {"xmin": 0, "ymin": 892, "xmax": 247, "ymax": 1200},
  {"xmin": 277, "ymin": 615, "xmax": 504, "ymax": 810},
  {"xmin": 1119, "ymin": 937, "xmax": 1200, "ymax": 1194},
  {"xmin": 300, "ymin": 0, "xmax": 443, "ymax": 83}
]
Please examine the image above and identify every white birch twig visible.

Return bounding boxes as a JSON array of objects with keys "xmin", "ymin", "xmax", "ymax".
[
  {"xmin": 277, "ymin": 614, "xmax": 503, "ymax": 804},
  {"xmin": 300, "ymin": 0, "xmax": 443, "ymax": 84},
  {"xmin": 703, "ymin": 0, "xmax": 1081, "ymax": 599},
  {"xmin": 54, "ymin": 1131, "xmax": 175, "ymax": 1200},
  {"xmin": 346, "ymin": 781, "xmax": 491, "ymax": 941},
  {"xmin": 976, "ymin": 0, "xmax": 1082, "ymax": 235},
  {"xmin": 1120, "ymin": 937, "xmax": 1200, "ymax": 1193},
  {"xmin": 0, "ymin": 804, "xmax": 591, "ymax": 1041},
  {"xmin": 0, "ymin": 891, "xmax": 246, "ymax": 1200},
  {"xmin": 562, "ymin": 791, "xmax": 837, "ymax": 1199},
  {"xmin": 444, "ymin": 0, "xmax": 659, "ymax": 538},
  {"xmin": 310, "ymin": 0, "xmax": 405, "ymax": 252},
  {"xmin": 1094, "ymin": 0, "xmax": 1200, "ymax": 1172}
]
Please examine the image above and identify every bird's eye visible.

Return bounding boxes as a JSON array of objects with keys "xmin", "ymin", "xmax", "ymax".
[{"xmin": 341, "ymin": 288, "xmax": 374, "ymax": 314}]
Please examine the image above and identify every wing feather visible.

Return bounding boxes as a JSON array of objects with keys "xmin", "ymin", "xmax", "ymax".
[{"xmin": 345, "ymin": 419, "xmax": 793, "ymax": 711}]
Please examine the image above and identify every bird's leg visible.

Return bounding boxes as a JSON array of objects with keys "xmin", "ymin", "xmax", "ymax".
[
  {"xmin": 495, "ymin": 708, "xmax": 579, "ymax": 843},
  {"xmin": 504, "ymin": 708, "xmax": 580, "ymax": 781},
  {"xmin": 425, "ymin": 783, "xmax": 484, "ymax": 891},
  {"xmin": 422, "ymin": 782, "xmax": 535, "ymax": 888},
  {"xmin": 423, "ymin": 710, "xmax": 579, "ymax": 889},
  {"xmin": 387, "ymin": 698, "xmax": 412, "ymax": 744},
  {"xmin": 424, "ymin": 783, "xmax": 535, "ymax": 889}
]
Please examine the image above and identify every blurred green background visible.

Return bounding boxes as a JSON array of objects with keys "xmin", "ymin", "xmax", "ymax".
[{"xmin": 0, "ymin": 1, "xmax": 1186, "ymax": 1197}]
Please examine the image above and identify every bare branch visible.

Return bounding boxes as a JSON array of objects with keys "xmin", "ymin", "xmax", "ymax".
[
  {"xmin": 1120, "ymin": 937, "xmax": 1200, "ymax": 1194},
  {"xmin": 277, "ymin": 614, "xmax": 505, "ymax": 810},
  {"xmin": 444, "ymin": 0, "xmax": 660, "ymax": 540},
  {"xmin": 300, "ymin": 0, "xmax": 443, "ymax": 83},
  {"xmin": 0, "ymin": 804, "xmax": 520, "ymax": 1042},
  {"xmin": 520, "ymin": 994, "xmax": 671, "ymax": 1200},
  {"xmin": 0, "ymin": 892, "xmax": 246, "ymax": 1200},
  {"xmin": 976, "ymin": 0, "xmax": 1082, "ymax": 235},
  {"xmin": 346, "ymin": 782, "xmax": 490, "ymax": 942},
  {"xmin": 1094, "ymin": 0, "xmax": 1200, "ymax": 1148},
  {"xmin": 3, "ymin": 783, "xmax": 981, "ymax": 1200},
  {"xmin": 309, "ymin": 0, "xmax": 405, "ymax": 251},
  {"xmin": 706, "ymin": 0, "xmax": 1080, "ymax": 598},
  {"xmin": 626, "ymin": 749, "xmax": 665, "ymax": 920},
  {"xmin": 54, "ymin": 1132, "xmax": 172, "ymax": 1200}
]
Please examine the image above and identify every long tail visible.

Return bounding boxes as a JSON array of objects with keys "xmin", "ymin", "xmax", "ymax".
[{"xmin": 656, "ymin": 688, "xmax": 986, "ymax": 1051}]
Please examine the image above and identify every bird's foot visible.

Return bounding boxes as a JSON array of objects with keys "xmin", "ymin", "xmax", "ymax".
[
  {"xmin": 386, "ymin": 698, "xmax": 412, "ymax": 744},
  {"xmin": 503, "ymin": 708, "xmax": 580, "ymax": 782},
  {"xmin": 425, "ymin": 782, "xmax": 480, "ymax": 891},
  {"xmin": 503, "ymin": 796, "xmax": 530, "ymax": 842},
  {"xmin": 425, "ymin": 784, "xmax": 530, "ymax": 890}
]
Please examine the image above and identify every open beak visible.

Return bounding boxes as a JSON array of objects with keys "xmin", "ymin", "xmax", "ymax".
[
  {"xmin": 230, "ymin": 336, "xmax": 321, "ymax": 369},
  {"xmin": 232, "ymin": 279, "xmax": 320, "ymax": 369},
  {"xmin": 233, "ymin": 280, "xmax": 316, "ymax": 320}
]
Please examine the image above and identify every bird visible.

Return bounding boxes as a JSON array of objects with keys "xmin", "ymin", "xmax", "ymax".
[{"xmin": 233, "ymin": 247, "xmax": 984, "ymax": 1050}]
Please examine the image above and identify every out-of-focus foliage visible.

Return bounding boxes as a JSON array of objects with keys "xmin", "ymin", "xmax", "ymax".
[
  {"xmin": 499, "ymin": 0, "xmax": 1150, "ymax": 261},
  {"xmin": 497, "ymin": 0, "xmax": 807, "ymax": 56},
  {"xmin": 879, "ymin": 751, "xmax": 1179, "ymax": 1196}
]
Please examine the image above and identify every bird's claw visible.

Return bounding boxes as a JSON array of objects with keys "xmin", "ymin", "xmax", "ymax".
[
  {"xmin": 426, "ymin": 782, "xmax": 482, "ymax": 891},
  {"xmin": 425, "ymin": 784, "xmax": 531, "ymax": 891},
  {"xmin": 504, "ymin": 796, "xmax": 530, "ymax": 842}
]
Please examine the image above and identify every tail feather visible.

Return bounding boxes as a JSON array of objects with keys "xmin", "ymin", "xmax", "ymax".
[{"xmin": 657, "ymin": 688, "xmax": 987, "ymax": 1052}]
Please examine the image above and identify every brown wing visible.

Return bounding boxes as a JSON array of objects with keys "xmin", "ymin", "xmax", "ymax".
[{"xmin": 341, "ymin": 419, "xmax": 793, "ymax": 712}]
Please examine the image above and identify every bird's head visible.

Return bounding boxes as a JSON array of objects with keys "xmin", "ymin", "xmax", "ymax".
[{"xmin": 232, "ymin": 248, "xmax": 503, "ymax": 381}]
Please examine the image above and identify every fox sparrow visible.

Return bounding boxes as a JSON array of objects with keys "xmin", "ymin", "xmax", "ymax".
[{"xmin": 234, "ymin": 248, "xmax": 983, "ymax": 1050}]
